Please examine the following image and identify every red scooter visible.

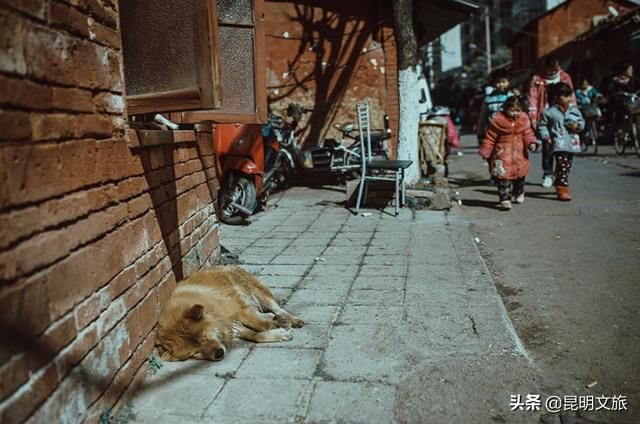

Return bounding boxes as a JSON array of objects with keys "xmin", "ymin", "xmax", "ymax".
[{"xmin": 213, "ymin": 121, "xmax": 292, "ymax": 224}]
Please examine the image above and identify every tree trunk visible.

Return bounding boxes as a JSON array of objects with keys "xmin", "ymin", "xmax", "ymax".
[{"xmin": 392, "ymin": 0, "xmax": 421, "ymax": 184}]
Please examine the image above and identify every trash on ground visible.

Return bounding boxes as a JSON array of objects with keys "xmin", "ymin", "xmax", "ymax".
[
  {"xmin": 361, "ymin": 212, "xmax": 373, "ymax": 217},
  {"xmin": 474, "ymin": 237, "xmax": 481, "ymax": 244},
  {"xmin": 216, "ymin": 247, "xmax": 243, "ymax": 265},
  {"xmin": 314, "ymin": 257, "xmax": 327, "ymax": 263},
  {"xmin": 457, "ymin": 151, "xmax": 464, "ymax": 156},
  {"xmin": 586, "ymin": 381, "xmax": 598, "ymax": 389}
]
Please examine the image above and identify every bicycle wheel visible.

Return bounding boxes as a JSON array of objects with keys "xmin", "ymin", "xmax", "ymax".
[
  {"xmin": 613, "ymin": 125, "xmax": 627, "ymax": 155},
  {"xmin": 580, "ymin": 122, "xmax": 590, "ymax": 153},
  {"xmin": 589, "ymin": 120, "xmax": 598, "ymax": 155},
  {"xmin": 633, "ymin": 116, "xmax": 640, "ymax": 157}
]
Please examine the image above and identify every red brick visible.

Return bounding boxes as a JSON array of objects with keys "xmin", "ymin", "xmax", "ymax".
[
  {"xmin": 157, "ymin": 273, "xmax": 177, "ymax": 310},
  {"xmin": 0, "ymin": 276, "xmax": 51, "ymax": 361},
  {"xmin": 0, "ymin": 10, "xmax": 27, "ymax": 75},
  {"xmin": 0, "ymin": 354, "xmax": 29, "ymax": 402},
  {"xmin": 83, "ymin": 0, "xmax": 119, "ymax": 28},
  {"xmin": 93, "ymin": 91, "xmax": 124, "ymax": 114},
  {"xmin": 2, "ymin": 0, "xmax": 47, "ymax": 20},
  {"xmin": 30, "ymin": 113, "xmax": 77, "ymax": 141},
  {"xmin": 89, "ymin": 19, "xmax": 121, "ymax": 50},
  {"xmin": 72, "ymin": 41, "xmax": 123, "ymax": 91},
  {"xmin": 75, "ymin": 113, "xmax": 121, "ymax": 139},
  {"xmin": 49, "ymin": 1, "xmax": 90, "ymax": 37},
  {"xmin": 94, "ymin": 138, "xmax": 145, "ymax": 182},
  {"xmin": 142, "ymin": 211, "xmax": 163, "ymax": 248},
  {"xmin": 0, "ymin": 364, "xmax": 58, "ymax": 424},
  {"xmin": 74, "ymin": 292, "xmax": 103, "ymax": 330},
  {"xmin": 0, "ymin": 75, "xmax": 52, "ymax": 110},
  {"xmin": 0, "ymin": 110, "xmax": 32, "ymax": 141},
  {"xmin": 116, "ymin": 175, "xmax": 148, "ymax": 200},
  {"xmin": 47, "ymin": 228, "xmax": 126, "ymax": 320},
  {"xmin": 133, "ymin": 241, "xmax": 165, "ymax": 280},
  {"xmin": 105, "ymin": 266, "xmax": 137, "ymax": 303},
  {"xmin": 127, "ymin": 192, "xmax": 152, "ymax": 219},
  {"xmin": 26, "ymin": 313, "xmax": 78, "ymax": 370},
  {"xmin": 0, "ymin": 141, "xmax": 99, "ymax": 207},
  {"xmin": 125, "ymin": 259, "xmax": 168, "ymax": 310},
  {"xmin": 79, "ymin": 323, "xmax": 132, "ymax": 406},
  {"xmin": 24, "ymin": 369, "xmax": 88, "ymax": 423},
  {"xmin": 55, "ymin": 324, "xmax": 98, "ymax": 379},
  {"xmin": 51, "ymin": 87, "xmax": 93, "ymax": 112},
  {"xmin": 87, "ymin": 335, "xmax": 154, "ymax": 423},
  {"xmin": 25, "ymin": 25, "xmax": 81, "ymax": 86},
  {"xmin": 0, "ymin": 202, "xmax": 128, "ymax": 281}
]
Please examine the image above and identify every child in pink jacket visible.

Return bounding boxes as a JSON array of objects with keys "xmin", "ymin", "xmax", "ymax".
[{"xmin": 480, "ymin": 97, "xmax": 539, "ymax": 210}]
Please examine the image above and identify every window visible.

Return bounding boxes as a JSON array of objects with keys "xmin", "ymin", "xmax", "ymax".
[{"xmin": 119, "ymin": 0, "xmax": 266, "ymax": 123}]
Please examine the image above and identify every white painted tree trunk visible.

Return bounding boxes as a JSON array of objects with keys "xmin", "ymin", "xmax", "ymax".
[{"xmin": 397, "ymin": 65, "xmax": 421, "ymax": 184}]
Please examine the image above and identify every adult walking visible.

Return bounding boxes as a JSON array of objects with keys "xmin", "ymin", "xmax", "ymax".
[{"xmin": 527, "ymin": 55, "xmax": 576, "ymax": 188}]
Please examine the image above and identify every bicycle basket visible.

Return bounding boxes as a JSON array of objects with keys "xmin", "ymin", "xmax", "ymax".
[
  {"xmin": 580, "ymin": 103, "xmax": 601, "ymax": 119},
  {"xmin": 624, "ymin": 95, "xmax": 640, "ymax": 115}
]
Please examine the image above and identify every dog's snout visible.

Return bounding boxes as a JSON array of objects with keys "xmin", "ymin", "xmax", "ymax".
[{"xmin": 214, "ymin": 348, "xmax": 225, "ymax": 360}]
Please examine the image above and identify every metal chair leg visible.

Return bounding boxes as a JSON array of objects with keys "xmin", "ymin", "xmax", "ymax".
[
  {"xmin": 401, "ymin": 169, "xmax": 406, "ymax": 207},
  {"xmin": 395, "ymin": 170, "xmax": 400, "ymax": 216},
  {"xmin": 356, "ymin": 176, "xmax": 366, "ymax": 213}
]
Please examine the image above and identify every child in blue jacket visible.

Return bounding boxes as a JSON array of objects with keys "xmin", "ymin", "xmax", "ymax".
[{"xmin": 538, "ymin": 83, "xmax": 585, "ymax": 201}]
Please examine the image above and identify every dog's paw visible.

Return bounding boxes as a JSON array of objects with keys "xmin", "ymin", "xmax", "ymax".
[
  {"xmin": 268, "ymin": 328, "xmax": 293, "ymax": 342},
  {"xmin": 290, "ymin": 317, "xmax": 305, "ymax": 328},
  {"xmin": 232, "ymin": 321, "xmax": 245, "ymax": 337},
  {"xmin": 275, "ymin": 315, "xmax": 305, "ymax": 328}
]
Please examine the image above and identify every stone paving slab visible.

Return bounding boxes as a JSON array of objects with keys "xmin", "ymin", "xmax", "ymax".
[
  {"xmin": 306, "ymin": 381, "xmax": 397, "ymax": 424},
  {"xmin": 347, "ymin": 289, "xmax": 405, "ymax": 305},
  {"xmin": 235, "ymin": 348, "xmax": 322, "ymax": 379},
  {"xmin": 203, "ymin": 379, "xmax": 310, "ymax": 423}
]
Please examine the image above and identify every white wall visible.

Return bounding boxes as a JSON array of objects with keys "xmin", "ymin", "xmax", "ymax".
[
  {"xmin": 546, "ymin": 0, "xmax": 567, "ymax": 10},
  {"xmin": 440, "ymin": 25, "xmax": 462, "ymax": 73}
]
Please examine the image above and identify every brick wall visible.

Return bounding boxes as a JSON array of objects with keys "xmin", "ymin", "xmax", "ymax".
[
  {"xmin": 0, "ymin": 1, "xmax": 220, "ymax": 422},
  {"xmin": 512, "ymin": 0, "xmax": 635, "ymax": 70},
  {"xmin": 264, "ymin": 0, "xmax": 400, "ymax": 156}
]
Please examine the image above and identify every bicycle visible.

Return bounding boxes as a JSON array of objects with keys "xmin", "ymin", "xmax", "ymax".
[
  {"xmin": 612, "ymin": 91, "xmax": 640, "ymax": 157},
  {"xmin": 579, "ymin": 102, "xmax": 602, "ymax": 155}
]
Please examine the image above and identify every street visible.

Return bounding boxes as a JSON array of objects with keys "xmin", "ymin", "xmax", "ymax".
[{"xmin": 449, "ymin": 134, "xmax": 640, "ymax": 423}]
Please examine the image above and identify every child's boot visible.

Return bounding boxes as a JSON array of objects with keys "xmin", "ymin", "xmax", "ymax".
[
  {"xmin": 556, "ymin": 186, "xmax": 571, "ymax": 201},
  {"xmin": 513, "ymin": 192, "xmax": 525, "ymax": 204},
  {"xmin": 497, "ymin": 200, "xmax": 512, "ymax": 210}
]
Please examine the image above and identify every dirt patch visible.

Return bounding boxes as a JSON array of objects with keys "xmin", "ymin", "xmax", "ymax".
[
  {"xmin": 495, "ymin": 281, "xmax": 523, "ymax": 297},
  {"xmin": 519, "ymin": 322, "xmax": 549, "ymax": 348},
  {"xmin": 506, "ymin": 300, "xmax": 523, "ymax": 312}
]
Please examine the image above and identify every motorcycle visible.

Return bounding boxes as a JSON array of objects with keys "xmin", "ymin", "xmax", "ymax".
[{"xmin": 213, "ymin": 120, "xmax": 289, "ymax": 224}]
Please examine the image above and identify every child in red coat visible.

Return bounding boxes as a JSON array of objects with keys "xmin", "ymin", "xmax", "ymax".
[{"xmin": 479, "ymin": 97, "xmax": 540, "ymax": 210}]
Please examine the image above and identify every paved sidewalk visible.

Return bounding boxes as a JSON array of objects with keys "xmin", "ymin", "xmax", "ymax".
[{"xmin": 131, "ymin": 186, "xmax": 542, "ymax": 423}]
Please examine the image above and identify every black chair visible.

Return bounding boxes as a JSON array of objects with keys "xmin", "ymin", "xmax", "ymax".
[{"xmin": 355, "ymin": 103, "xmax": 412, "ymax": 216}]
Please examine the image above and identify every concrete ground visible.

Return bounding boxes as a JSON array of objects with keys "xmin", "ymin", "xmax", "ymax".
[
  {"xmin": 129, "ymin": 184, "xmax": 542, "ymax": 423},
  {"xmin": 448, "ymin": 136, "xmax": 640, "ymax": 424}
]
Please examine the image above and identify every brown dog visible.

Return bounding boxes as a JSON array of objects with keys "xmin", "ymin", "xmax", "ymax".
[{"xmin": 156, "ymin": 265, "xmax": 303, "ymax": 361}]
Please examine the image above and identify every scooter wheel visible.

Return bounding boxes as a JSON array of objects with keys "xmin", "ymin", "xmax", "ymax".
[{"xmin": 219, "ymin": 176, "xmax": 257, "ymax": 225}]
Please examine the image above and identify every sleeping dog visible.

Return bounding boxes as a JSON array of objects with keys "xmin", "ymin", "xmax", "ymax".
[{"xmin": 156, "ymin": 265, "xmax": 303, "ymax": 361}]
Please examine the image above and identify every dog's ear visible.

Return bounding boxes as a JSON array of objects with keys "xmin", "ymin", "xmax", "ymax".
[{"xmin": 184, "ymin": 304, "xmax": 204, "ymax": 321}]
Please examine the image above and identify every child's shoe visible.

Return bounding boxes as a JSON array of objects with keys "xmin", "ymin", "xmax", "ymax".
[
  {"xmin": 497, "ymin": 200, "xmax": 512, "ymax": 210},
  {"xmin": 513, "ymin": 193, "xmax": 525, "ymax": 204},
  {"xmin": 556, "ymin": 186, "xmax": 571, "ymax": 201}
]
